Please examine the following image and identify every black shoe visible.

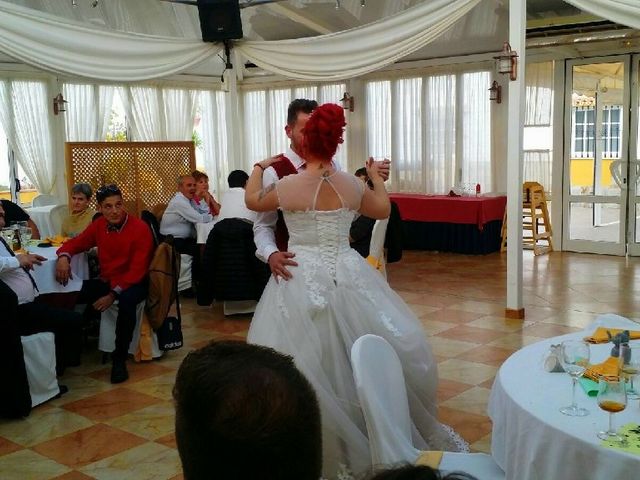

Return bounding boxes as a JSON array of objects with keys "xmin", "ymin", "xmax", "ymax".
[
  {"xmin": 55, "ymin": 384, "xmax": 69, "ymax": 398},
  {"xmin": 110, "ymin": 361, "xmax": 129, "ymax": 384},
  {"xmin": 181, "ymin": 287, "xmax": 195, "ymax": 298}
]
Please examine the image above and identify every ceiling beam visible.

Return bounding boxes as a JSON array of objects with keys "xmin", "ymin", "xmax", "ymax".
[{"xmin": 266, "ymin": 3, "xmax": 333, "ymax": 35}]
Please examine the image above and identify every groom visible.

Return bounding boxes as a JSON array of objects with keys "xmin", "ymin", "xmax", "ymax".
[{"xmin": 253, "ymin": 98, "xmax": 390, "ymax": 280}]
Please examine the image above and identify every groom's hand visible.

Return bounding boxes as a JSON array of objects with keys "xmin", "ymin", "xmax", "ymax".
[{"xmin": 268, "ymin": 251, "xmax": 298, "ymax": 281}]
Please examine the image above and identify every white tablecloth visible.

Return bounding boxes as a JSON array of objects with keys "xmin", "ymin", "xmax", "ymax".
[
  {"xmin": 489, "ymin": 315, "xmax": 640, "ymax": 480},
  {"xmin": 196, "ymin": 221, "xmax": 215, "ymax": 244},
  {"xmin": 29, "ymin": 244, "xmax": 88, "ymax": 294},
  {"xmin": 28, "ymin": 205, "xmax": 57, "ymax": 238}
]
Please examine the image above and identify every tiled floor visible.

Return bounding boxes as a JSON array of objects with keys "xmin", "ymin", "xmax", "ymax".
[{"xmin": 2, "ymin": 249, "xmax": 640, "ymax": 479}]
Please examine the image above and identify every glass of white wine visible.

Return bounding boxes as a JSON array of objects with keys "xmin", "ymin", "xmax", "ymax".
[
  {"xmin": 20, "ymin": 226, "xmax": 32, "ymax": 246},
  {"xmin": 597, "ymin": 377, "xmax": 627, "ymax": 443},
  {"xmin": 619, "ymin": 344, "xmax": 640, "ymax": 400},
  {"xmin": 0, "ymin": 227, "xmax": 15, "ymax": 249},
  {"xmin": 559, "ymin": 340, "xmax": 590, "ymax": 416}
]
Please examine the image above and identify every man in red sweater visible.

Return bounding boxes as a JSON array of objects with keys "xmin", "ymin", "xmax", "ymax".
[{"xmin": 55, "ymin": 184, "xmax": 154, "ymax": 383}]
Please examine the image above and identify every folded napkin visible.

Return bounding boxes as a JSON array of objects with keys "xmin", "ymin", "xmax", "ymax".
[
  {"xmin": 415, "ymin": 451, "xmax": 443, "ymax": 469},
  {"xmin": 45, "ymin": 235, "xmax": 70, "ymax": 247},
  {"xmin": 578, "ymin": 378, "xmax": 600, "ymax": 397},
  {"xmin": 583, "ymin": 356, "xmax": 619, "ymax": 382},
  {"xmin": 584, "ymin": 327, "xmax": 640, "ymax": 344}
]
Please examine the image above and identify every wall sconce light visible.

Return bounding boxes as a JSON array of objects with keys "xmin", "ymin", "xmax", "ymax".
[
  {"xmin": 493, "ymin": 41, "xmax": 518, "ymax": 81},
  {"xmin": 488, "ymin": 81, "xmax": 502, "ymax": 104},
  {"xmin": 340, "ymin": 92, "xmax": 354, "ymax": 112},
  {"xmin": 53, "ymin": 93, "xmax": 67, "ymax": 115}
]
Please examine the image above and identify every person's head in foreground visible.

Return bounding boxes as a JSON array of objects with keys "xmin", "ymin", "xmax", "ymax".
[
  {"xmin": 173, "ymin": 340, "xmax": 323, "ymax": 480},
  {"xmin": 70, "ymin": 183, "xmax": 93, "ymax": 214},
  {"xmin": 96, "ymin": 184, "xmax": 125, "ymax": 225},
  {"xmin": 286, "ymin": 98, "xmax": 318, "ymax": 155},
  {"xmin": 301, "ymin": 102, "xmax": 346, "ymax": 162},
  {"xmin": 365, "ymin": 464, "xmax": 477, "ymax": 480},
  {"xmin": 228, "ymin": 170, "xmax": 249, "ymax": 189}
]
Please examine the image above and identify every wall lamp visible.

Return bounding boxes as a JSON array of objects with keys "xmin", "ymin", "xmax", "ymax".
[
  {"xmin": 494, "ymin": 41, "xmax": 518, "ymax": 81},
  {"xmin": 53, "ymin": 93, "xmax": 67, "ymax": 115},
  {"xmin": 340, "ymin": 92, "xmax": 354, "ymax": 112},
  {"xmin": 489, "ymin": 81, "xmax": 502, "ymax": 104}
]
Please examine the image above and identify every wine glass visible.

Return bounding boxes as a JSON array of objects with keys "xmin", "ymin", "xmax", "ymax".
[
  {"xmin": 20, "ymin": 227, "xmax": 32, "ymax": 246},
  {"xmin": 597, "ymin": 377, "xmax": 627, "ymax": 442},
  {"xmin": 619, "ymin": 344, "xmax": 640, "ymax": 400},
  {"xmin": 559, "ymin": 339, "xmax": 590, "ymax": 416},
  {"xmin": 0, "ymin": 227, "xmax": 15, "ymax": 249}
]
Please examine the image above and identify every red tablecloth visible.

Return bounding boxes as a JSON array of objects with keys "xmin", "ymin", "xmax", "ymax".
[{"xmin": 389, "ymin": 193, "xmax": 507, "ymax": 230}]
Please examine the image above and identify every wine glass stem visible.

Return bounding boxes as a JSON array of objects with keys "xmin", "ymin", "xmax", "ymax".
[
  {"xmin": 571, "ymin": 377, "xmax": 577, "ymax": 408},
  {"xmin": 608, "ymin": 412, "xmax": 614, "ymax": 434}
]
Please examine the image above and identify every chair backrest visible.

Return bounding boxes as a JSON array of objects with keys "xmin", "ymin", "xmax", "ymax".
[
  {"xmin": 49, "ymin": 204, "xmax": 68, "ymax": 236},
  {"xmin": 141, "ymin": 209, "xmax": 163, "ymax": 247},
  {"xmin": 369, "ymin": 219, "xmax": 389, "ymax": 262},
  {"xmin": 351, "ymin": 334, "xmax": 421, "ymax": 465},
  {"xmin": 32, "ymin": 194, "xmax": 56, "ymax": 207}
]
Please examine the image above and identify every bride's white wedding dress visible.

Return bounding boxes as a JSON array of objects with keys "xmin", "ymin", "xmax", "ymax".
[{"xmin": 248, "ymin": 170, "xmax": 466, "ymax": 478}]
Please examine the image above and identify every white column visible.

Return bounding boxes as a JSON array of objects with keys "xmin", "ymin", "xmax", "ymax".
[
  {"xmin": 49, "ymin": 77, "xmax": 67, "ymax": 203},
  {"xmin": 346, "ymin": 78, "xmax": 367, "ymax": 175},
  {"xmin": 506, "ymin": 0, "xmax": 526, "ymax": 317},
  {"xmin": 224, "ymin": 69, "xmax": 243, "ymax": 172}
]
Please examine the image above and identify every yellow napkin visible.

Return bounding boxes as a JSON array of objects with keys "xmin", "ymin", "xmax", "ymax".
[
  {"xmin": 366, "ymin": 255, "xmax": 385, "ymax": 273},
  {"xmin": 584, "ymin": 327, "xmax": 640, "ymax": 344},
  {"xmin": 45, "ymin": 235, "xmax": 70, "ymax": 247},
  {"xmin": 415, "ymin": 451, "xmax": 443, "ymax": 469},
  {"xmin": 583, "ymin": 356, "xmax": 619, "ymax": 382}
]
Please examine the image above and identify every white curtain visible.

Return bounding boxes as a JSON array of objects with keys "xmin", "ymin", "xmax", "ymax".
[
  {"xmin": 523, "ymin": 150, "xmax": 552, "ymax": 192},
  {"xmin": 525, "ymin": 62, "xmax": 554, "ymax": 126},
  {"xmin": 0, "ymin": 79, "xmax": 56, "ymax": 194},
  {"xmin": 564, "ymin": 0, "xmax": 640, "ymax": 30},
  {"xmin": 243, "ymin": 90, "xmax": 268, "ymax": 168},
  {"xmin": 236, "ymin": 0, "xmax": 483, "ymax": 81},
  {"xmin": 200, "ymin": 90, "xmax": 230, "ymax": 195},
  {"xmin": 63, "ymin": 83, "xmax": 114, "ymax": 141},
  {"xmin": 366, "ymin": 81, "xmax": 392, "ymax": 161},
  {"xmin": 0, "ymin": 1, "xmax": 219, "ymax": 81},
  {"xmin": 394, "ymin": 78, "xmax": 423, "ymax": 192},
  {"xmin": 426, "ymin": 74, "xmax": 456, "ymax": 193},
  {"xmin": 124, "ymin": 86, "xmax": 197, "ymax": 141},
  {"xmin": 461, "ymin": 71, "xmax": 492, "ymax": 191}
]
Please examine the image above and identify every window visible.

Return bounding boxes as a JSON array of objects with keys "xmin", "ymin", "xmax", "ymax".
[
  {"xmin": 571, "ymin": 105, "xmax": 621, "ymax": 159},
  {"xmin": 242, "ymin": 83, "xmax": 348, "ymax": 170},
  {"xmin": 603, "ymin": 105, "xmax": 621, "ymax": 159},
  {"xmin": 572, "ymin": 107, "xmax": 595, "ymax": 158},
  {"xmin": 365, "ymin": 70, "xmax": 491, "ymax": 193}
]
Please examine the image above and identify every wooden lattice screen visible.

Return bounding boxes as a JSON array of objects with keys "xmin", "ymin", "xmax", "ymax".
[{"xmin": 65, "ymin": 141, "xmax": 196, "ymax": 216}]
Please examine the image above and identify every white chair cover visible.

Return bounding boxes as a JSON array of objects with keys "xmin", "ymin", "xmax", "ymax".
[
  {"xmin": 351, "ymin": 334, "xmax": 504, "ymax": 479},
  {"xmin": 351, "ymin": 333, "xmax": 422, "ymax": 465},
  {"xmin": 223, "ymin": 300, "xmax": 257, "ymax": 316},
  {"xmin": 32, "ymin": 194, "xmax": 56, "ymax": 207},
  {"xmin": 99, "ymin": 300, "xmax": 162, "ymax": 358},
  {"xmin": 178, "ymin": 253, "xmax": 191, "ymax": 292},
  {"xmin": 21, "ymin": 332, "xmax": 59, "ymax": 407},
  {"xmin": 49, "ymin": 204, "xmax": 68, "ymax": 236},
  {"xmin": 368, "ymin": 218, "xmax": 389, "ymax": 278}
]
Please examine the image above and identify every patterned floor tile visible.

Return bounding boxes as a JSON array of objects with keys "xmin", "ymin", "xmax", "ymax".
[
  {"xmin": 0, "ymin": 437, "xmax": 23, "ymax": 457},
  {"xmin": 456, "ymin": 345, "xmax": 516, "ymax": 367},
  {"xmin": 0, "ymin": 449, "xmax": 71, "ymax": 480},
  {"xmin": 440, "ymin": 386, "xmax": 493, "ymax": 417},
  {"xmin": 51, "ymin": 472, "xmax": 97, "ymax": 480},
  {"xmin": 437, "ymin": 359, "xmax": 498, "ymax": 385},
  {"xmin": 105, "ymin": 402, "xmax": 175, "ymax": 441},
  {"xmin": 32, "ymin": 424, "xmax": 147, "ymax": 468},
  {"xmin": 62, "ymin": 388, "xmax": 161, "ymax": 422},
  {"xmin": 0, "ymin": 408, "xmax": 93, "ymax": 447},
  {"xmin": 87, "ymin": 362, "xmax": 174, "ymax": 385}
]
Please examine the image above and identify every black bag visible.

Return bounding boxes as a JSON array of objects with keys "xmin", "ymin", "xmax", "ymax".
[
  {"xmin": 156, "ymin": 316, "xmax": 183, "ymax": 351},
  {"xmin": 156, "ymin": 242, "xmax": 183, "ymax": 351}
]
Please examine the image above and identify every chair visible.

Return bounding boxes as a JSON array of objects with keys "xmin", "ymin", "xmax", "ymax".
[
  {"xmin": 351, "ymin": 335, "xmax": 504, "ymax": 479},
  {"xmin": 21, "ymin": 332, "xmax": 60, "ymax": 407},
  {"xmin": 49, "ymin": 204, "xmax": 68, "ymax": 236},
  {"xmin": 32, "ymin": 194, "xmax": 56, "ymax": 207},
  {"xmin": 99, "ymin": 301, "xmax": 162, "ymax": 361},
  {"xmin": 141, "ymin": 209, "xmax": 164, "ymax": 247},
  {"xmin": 178, "ymin": 254, "xmax": 192, "ymax": 292},
  {"xmin": 367, "ymin": 218, "xmax": 389, "ymax": 278}
]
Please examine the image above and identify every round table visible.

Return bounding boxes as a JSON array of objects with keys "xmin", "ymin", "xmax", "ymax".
[
  {"xmin": 489, "ymin": 315, "xmax": 640, "ymax": 480},
  {"xmin": 27, "ymin": 205, "xmax": 58, "ymax": 238},
  {"xmin": 29, "ymin": 244, "xmax": 88, "ymax": 294}
]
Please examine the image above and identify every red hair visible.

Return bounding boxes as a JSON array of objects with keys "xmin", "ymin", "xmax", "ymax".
[{"xmin": 302, "ymin": 103, "xmax": 345, "ymax": 160}]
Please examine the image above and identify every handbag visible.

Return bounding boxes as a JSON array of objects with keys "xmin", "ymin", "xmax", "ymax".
[
  {"xmin": 156, "ymin": 242, "xmax": 183, "ymax": 351},
  {"xmin": 156, "ymin": 315, "xmax": 183, "ymax": 351}
]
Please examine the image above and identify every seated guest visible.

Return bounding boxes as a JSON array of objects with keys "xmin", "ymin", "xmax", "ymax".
[
  {"xmin": 174, "ymin": 340, "xmax": 322, "ymax": 480},
  {"xmin": 216, "ymin": 170, "xmax": 256, "ymax": 224},
  {"xmin": 61, "ymin": 183, "xmax": 96, "ymax": 238},
  {"xmin": 0, "ymin": 198, "xmax": 41, "ymax": 239},
  {"xmin": 160, "ymin": 175, "xmax": 213, "ymax": 290},
  {"xmin": 0, "ymin": 202, "xmax": 83, "ymax": 383},
  {"xmin": 55, "ymin": 184, "xmax": 154, "ymax": 384},
  {"xmin": 350, "ymin": 167, "xmax": 376, "ymax": 258},
  {"xmin": 367, "ymin": 465, "xmax": 476, "ymax": 480},
  {"xmin": 192, "ymin": 170, "xmax": 221, "ymax": 216}
]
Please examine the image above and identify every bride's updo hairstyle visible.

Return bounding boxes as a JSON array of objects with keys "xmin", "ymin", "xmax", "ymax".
[{"xmin": 302, "ymin": 103, "xmax": 346, "ymax": 160}]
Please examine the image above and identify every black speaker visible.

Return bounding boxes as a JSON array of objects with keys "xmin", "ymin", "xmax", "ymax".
[{"xmin": 197, "ymin": 0, "xmax": 243, "ymax": 42}]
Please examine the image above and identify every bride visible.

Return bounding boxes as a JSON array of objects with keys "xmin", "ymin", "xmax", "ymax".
[{"xmin": 245, "ymin": 103, "xmax": 466, "ymax": 478}]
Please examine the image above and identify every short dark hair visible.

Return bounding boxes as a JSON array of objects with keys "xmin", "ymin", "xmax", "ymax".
[
  {"xmin": 366, "ymin": 465, "xmax": 477, "ymax": 480},
  {"xmin": 191, "ymin": 170, "xmax": 208, "ymax": 183},
  {"xmin": 354, "ymin": 167, "xmax": 367, "ymax": 177},
  {"xmin": 95, "ymin": 184, "xmax": 122, "ymax": 204},
  {"xmin": 173, "ymin": 341, "xmax": 322, "ymax": 480},
  {"xmin": 227, "ymin": 170, "xmax": 249, "ymax": 188},
  {"xmin": 287, "ymin": 98, "xmax": 318, "ymax": 126},
  {"xmin": 71, "ymin": 183, "xmax": 92, "ymax": 199}
]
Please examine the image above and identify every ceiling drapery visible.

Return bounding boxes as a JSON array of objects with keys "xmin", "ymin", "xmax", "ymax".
[
  {"xmin": 235, "ymin": 0, "xmax": 483, "ymax": 81},
  {"xmin": 563, "ymin": 0, "xmax": 640, "ymax": 30},
  {"xmin": 0, "ymin": 0, "xmax": 218, "ymax": 81}
]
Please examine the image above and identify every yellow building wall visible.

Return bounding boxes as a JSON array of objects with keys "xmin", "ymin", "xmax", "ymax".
[
  {"xmin": 0, "ymin": 189, "xmax": 39, "ymax": 206},
  {"xmin": 569, "ymin": 158, "xmax": 615, "ymax": 188}
]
